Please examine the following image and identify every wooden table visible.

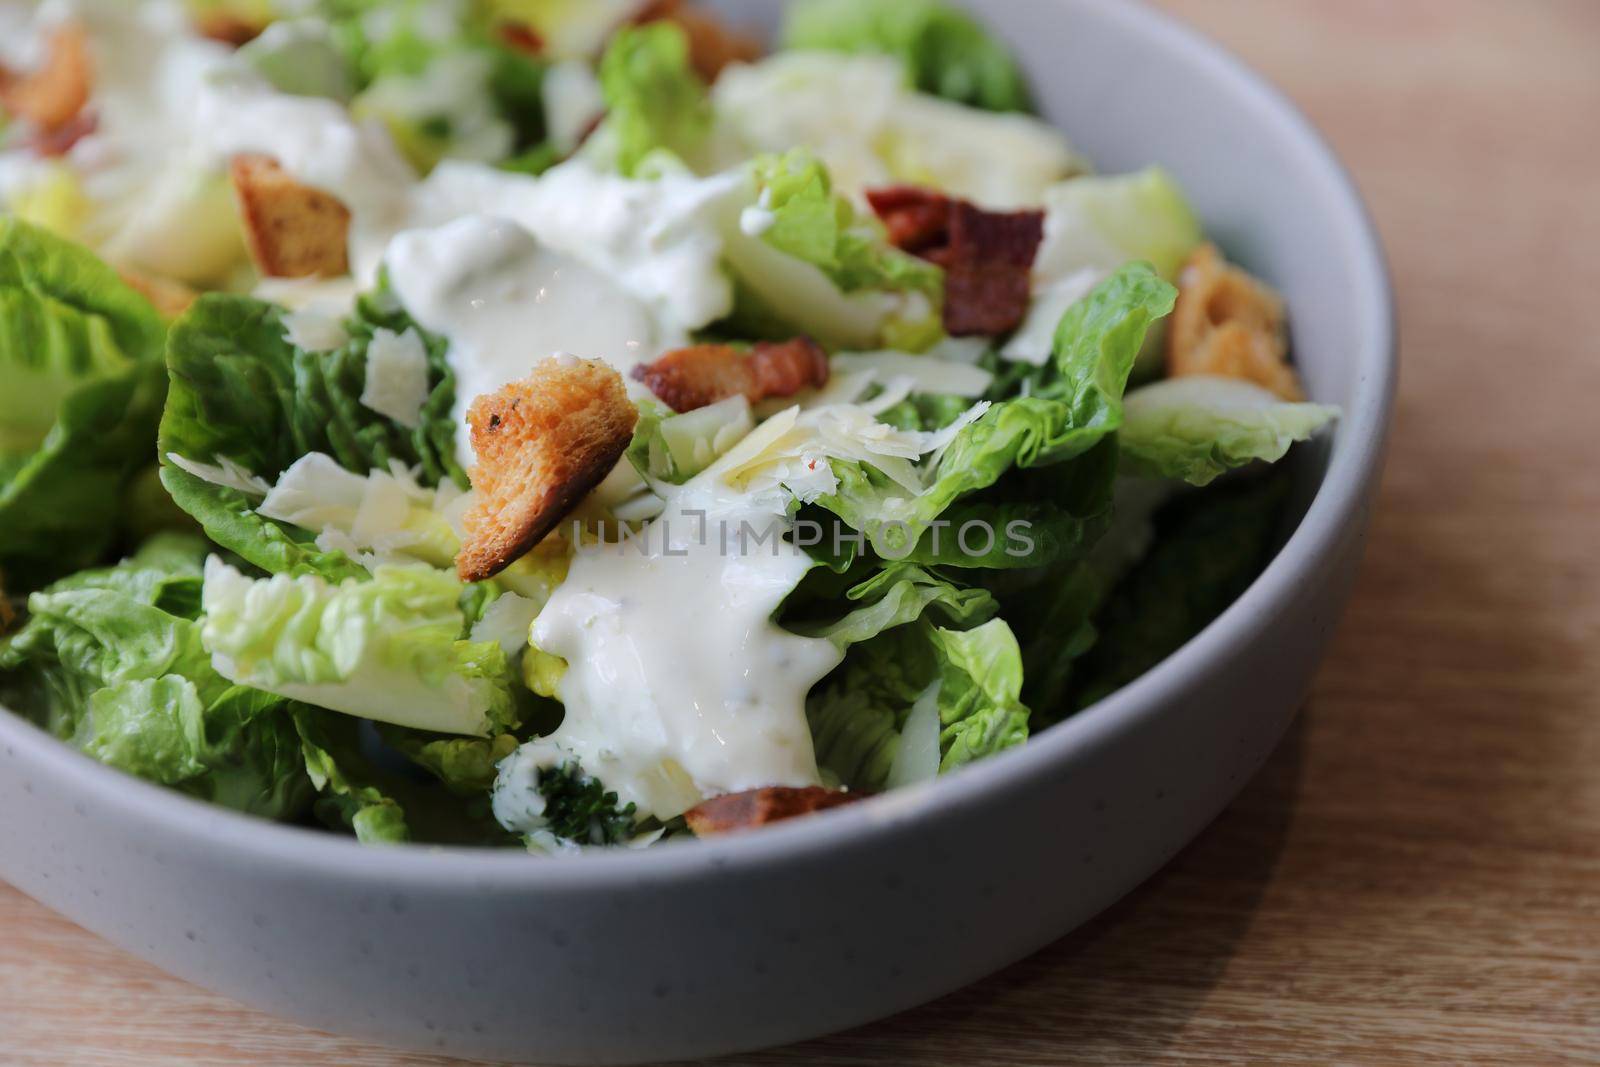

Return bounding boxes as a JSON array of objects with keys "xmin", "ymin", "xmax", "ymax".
[{"xmin": 4, "ymin": 2, "xmax": 1598, "ymax": 1063}]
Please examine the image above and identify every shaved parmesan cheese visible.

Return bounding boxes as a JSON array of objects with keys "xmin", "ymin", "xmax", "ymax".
[
  {"xmin": 359, "ymin": 326, "xmax": 430, "ymax": 428},
  {"xmin": 830, "ymin": 351, "xmax": 994, "ymax": 398},
  {"xmin": 165, "ymin": 452, "xmax": 271, "ymax": 498}
]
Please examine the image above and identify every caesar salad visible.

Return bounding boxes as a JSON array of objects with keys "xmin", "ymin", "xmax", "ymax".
[{"xmin": 0, "ymin": 0, "xmax": 1337, "ymax": 852}]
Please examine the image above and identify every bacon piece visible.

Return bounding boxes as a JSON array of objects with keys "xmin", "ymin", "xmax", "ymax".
[
  {"xmin": 632, "ymin": 0, "xmax": 763, "ymax": 81},
  {"xmin": 1168, "ymin": 243, "xmax": 1303, "ymax": 401},
  {"xmin": 631, "ymin": 337, "xmax": 829, "ymax": 413},
  {"xmin": 457, "ymin": 358, "xmax": 639, "ymax": 582},
  {"xmin": 866, "ymin": 186, "xmax": 1044, "ymax": 338},
  {"xmin": 685, "ymin": 787, "xmax": 867, "ymax": 837},
  {"xmin": 497, "ymin": 21, "xmax": 545, "ymax": 57},
  {"xmin": 0, "ymin": 22, "xmax": 92, "ymax": 134},
  {"xmin": 865, "ymin": 186, "xmax": 953, "ymax": 255},
  {"xmin": 230, "ymin": 154, "xmax": 351, "ymax": 279},
  {"xmin": 194, "ymin": 12, "xmax": 266, "ymax": 48}
]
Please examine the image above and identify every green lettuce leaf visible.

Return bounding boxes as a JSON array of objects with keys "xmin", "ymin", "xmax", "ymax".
[
  {"xmin": 1070, "ymin": 469, "xmax": 1291, "ymax": 709},
  {"xmin": 0, "ymin": 219, "xmax": 170, "ymax": 589},
  {"xmin": 781, "ymin": 0, "xmax": 1033, "ymax": 113},
  {"xmin": 807, "ymin": 616, "xmax": 1029, "ymax": 790},
  {"xmin": 159, "ymin": 290, "xmax": 461, "ymax": 579},
  {"xmin": 1119, "ymin": 375, "xmax": 1339, "ymax": 486},
  {"xmin": 823, "ymin": 264, "xmax": 1176, "ymax": 557},
  {"xmin": 1035, "ymin": 168, "xmax": 1204, "ymax": 284},
  {"xmin": 599, "ymin": 22, "xmax": 710, "ymax": 176},
  {"xmin": 752, "ymin": 149, "xmax": 943, "ymax": 301},
  {"xmin": 0, "ymin": 535, "xmax": 314, "ymax": 818},
  {"xmin": 200, "ymin": 558, "xmax": 519, "ymax": 738}
]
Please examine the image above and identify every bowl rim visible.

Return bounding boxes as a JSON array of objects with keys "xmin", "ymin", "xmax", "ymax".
[{"xmin": 0, "ymin": 0, "xmax": 1395, "ymax": 892}]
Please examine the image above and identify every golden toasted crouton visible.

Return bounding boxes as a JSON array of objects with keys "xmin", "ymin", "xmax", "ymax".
[
  {"xmin": 229, "ymin": 154, "xmax": 351, "ymax": 279},
  {"xmin": 684, "ymin": 786, "xmax": 866, "ymax": 837},
  {"xmin": 194, "ymin": 11, "xmax": 266, "ymax": 48},
  {"xmin": 633, "ymin": 1, "xmax": 763, "ymax": 81},
  {"xmin": 118, "ymin": 268, "xmax": 197, "ymax": 320},
  {"xmin": 0, "ymin": 21, "xmax": 92, "ymax": 133},
  {"xmin": 1168, "ymin": 243, "xmax": 1303, "ymax": 401},
  {"xmin": 456, "ymin": 358, "xmax": 639, "ymax": 582}
]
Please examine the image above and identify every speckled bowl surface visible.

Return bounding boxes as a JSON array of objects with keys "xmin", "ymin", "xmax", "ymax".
[{"xmin": 0, "ymin": 1, "xmax": 1394, "ymax": 1063}]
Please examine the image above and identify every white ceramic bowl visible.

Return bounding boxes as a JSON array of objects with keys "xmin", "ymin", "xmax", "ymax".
[{"xmin": 0, "ymin": 1, "xmax": 1394, "ymax": 1063}]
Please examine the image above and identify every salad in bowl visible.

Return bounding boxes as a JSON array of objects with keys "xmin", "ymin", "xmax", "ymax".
[{"xmin": 0, "ymin": 0, "xmax": 1337, "ymax": 854}]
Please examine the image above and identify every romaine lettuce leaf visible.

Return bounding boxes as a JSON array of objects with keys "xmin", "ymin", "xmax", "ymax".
[
  {"xmin": 1035, "ymin": 168, "xmax": 1204, "ymax": 284},
  {"xmin": 1119, "ymin": 375, "xmax": 1339, "ymax": 486},
  {"xmin": 807, "ymin": 616, "xmax": 1029, "ymax": 790},
  {"xmin": 200, "ymin": 558, "xmax": 519, "ymax": 738},
  {"xmin": 1071, "ymin": 468, "xmax": 1291, "ymax": 708},
  {"xmin": 753, "ymin": 150, "xmax": 943, "ymax": 301},
  {"xmin": 598, "ymin": 22, "xmax": 710, "ymax": 176},
  {"xmin": 159, "ymin": 290, "xmax": 462, "ymax": 579},
  {"xmin": 0, "ymin": 535, "xmax": 314, "ymax": 817},
  {"xmin": 781, "ymin": 0, "xmax": 1033, "ymax": 113},
  {"xmin": 822, "ymin": 264, "xmax": 1176, "ymax": 557},
  {"xmin": 0, "ymin": 220, "xmax": 171, "ymax": 590}
]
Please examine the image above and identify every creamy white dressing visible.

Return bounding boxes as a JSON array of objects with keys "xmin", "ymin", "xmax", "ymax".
[
  {"xmin": 411, "ymin": 158, "xmax": 745, "ymax": 335},
  {"xmin": 383, "ymin": 215, "xmax": 676, "ymax": 469},
  {"xmin": 528, "ymin": 488, "xmax": 845, "ymax": 821}
]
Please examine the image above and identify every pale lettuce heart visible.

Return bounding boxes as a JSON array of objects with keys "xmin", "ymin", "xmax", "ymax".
[
  {"xmin": 200, "ymin": 557, "xmax": 517, "ymax": 737},
  {"xmin": 1120, "ymin": 375, "xmax": 1339, "ymax": 486}
]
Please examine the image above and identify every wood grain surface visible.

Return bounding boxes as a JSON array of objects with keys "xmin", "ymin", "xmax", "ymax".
[{"xmin": 4, "ymin": 1, "xmax": 1599, "ymax": 1064}]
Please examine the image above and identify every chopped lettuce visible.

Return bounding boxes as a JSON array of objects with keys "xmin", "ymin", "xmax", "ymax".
[
  {"xmin": 0, "ymin": 221, "xmax": 171, "ymax": 590},
  {"xmin": 717, "ymin": 150, "xmax": 944, "ymax": 348},
  {"xmin": 1119, "ymin": 376, "xmax": 1339, "ymax": 486},
  {"xmin": 822, "ymin": 263, "xmax": 1177, "ymax": 557},
  {"xmin": 159, "ymin": 290, "xmax": 462, "ymax": 580},
  {"xmin": 781, "ymin": 0, "xmax": 1033, "ymax": 113},
  {"xmin": 1071, "ymin": 469, "xmax": 1291, "ymax": 709},
  {"xmin": 0, "ymin": 535, "xmax": 314, "ymax": 817},
  {"xmin": 713, "ymin": 51, "xmax": 1078, "ymax": 208},
  {"xmin": 627, "ymin": 396, "xmax": 755, "ymax": 485},
  {"xmin": 200, "ymin": 558, "xmax": 520, "ymax": 737},
  {"xmin": 753, "ymin": 150, "xmax": 943, "ymax": 300},
  {"xmin": 1035, "ymin": 168, "xmax": 1203, "ymax": 284},
  {"xmin": 807, "ymin": 617, "xmax": 1029, "ymax": 791},
  {"xmin": 597, "ymin": 22, "xmax": 711, "ymax": 176}
]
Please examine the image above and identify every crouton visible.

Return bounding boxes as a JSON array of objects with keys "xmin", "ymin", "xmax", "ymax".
[
  {"xmin": 194, "ymin": 11, "xmax": 267, "ymax": 48},
  {"xmin": 1167, "ymin": 243, "xmax": 1303, "ymax": 401},
  {"xmin": 456, "ymin": 358, "xmax": 639, "ymax": 582},
  {"xmin": 229, "ymin": 154, "xmax": 351, "ymax": 279},
  {"xmin": 0, "ymin": 21, "xmax": 92, "ymax": 133},
  {"xmin": 631, "ymin": 337, "xmax": 829, "ymax": 413},
  {"xmin": 684, "ymin": 786, "xmax": 866, "ymax": 837},
  {"xmin": 634, "ymin": 0, "xmax": 763, "ymax": 81},
  {"xmin": 118, "ymin": 268, "xmax": 197, "ymax": 320}
]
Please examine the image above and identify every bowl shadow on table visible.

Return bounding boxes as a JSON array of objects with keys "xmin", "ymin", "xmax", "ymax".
[{"xmin": 716, "ymin": 712, "xmax": 1311, "ymax": 1066}]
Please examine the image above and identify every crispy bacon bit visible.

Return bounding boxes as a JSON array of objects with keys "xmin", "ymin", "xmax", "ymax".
[
  {"xmin": 866, "ymin": 186, "xmax": 1044, "ymax": 338},
  {"xmin": 457, "ymin": 358, "xmax": 639, "ymax": 582},
  {"xmin": 631, "ymin": 337, "xmax": 829, "ymax": 413},
  {"xmin": 865, "ymin": 186, "xmax": 953, "ymax": 255},
  {"xmin": 230, "ymin": 154, "xmax": 352, "ymax": 279},
  {"xmin": 0, "ymin": 22, "xmax": 92, "ymax": 134},
  {"xmin": 1168, "ymin": 243, "xmax": 1303, "ymax": 401},
  {"xmin": 194, "ymin": 12, "xmax": 266, "ymax": 48},
  {"xmin": 27, "ymin": 108, "xmax": 96, "ymax": 157},
  {"xmin": 632, "ymin": 0, "xmax": 763, "ymax": 81},
  {"xmin": 497, "ymin": 21, "xmax": 545, "ymax": 56},
  {"xmin": 685, "ymin": 787, "xmax": 867, "ymax": 837}
]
